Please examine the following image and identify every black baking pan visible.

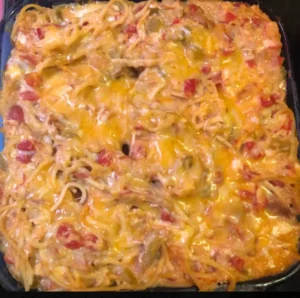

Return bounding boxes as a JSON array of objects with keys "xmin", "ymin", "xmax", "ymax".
[{"xmin": 0, "ymin": 0, "xmax": 300, "ymax": 292}]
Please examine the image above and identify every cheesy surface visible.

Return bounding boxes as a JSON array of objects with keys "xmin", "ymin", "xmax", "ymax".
[{"xmin": 0, "ymin": 0, "xmax": 300, "ymax": 291}]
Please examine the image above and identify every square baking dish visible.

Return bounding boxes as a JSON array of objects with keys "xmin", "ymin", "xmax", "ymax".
[{"xmin": 0, "ymin": 0, "xmax": 299, "ymax": 292}]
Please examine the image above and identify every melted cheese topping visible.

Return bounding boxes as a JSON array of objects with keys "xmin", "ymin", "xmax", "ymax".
[{"xmin": 0, "ymin": 0, "xmax": 300, "ymax": 292}]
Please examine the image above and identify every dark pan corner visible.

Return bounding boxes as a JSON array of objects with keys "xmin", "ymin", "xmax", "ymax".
[{"xmin": 0, "ymin": 255, "xmax": 24, "ymax": 291}]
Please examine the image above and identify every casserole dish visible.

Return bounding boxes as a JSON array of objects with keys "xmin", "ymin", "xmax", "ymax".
[{"xmin": 0, "ymin": 0, "xmax": 299, "ymax": 292}]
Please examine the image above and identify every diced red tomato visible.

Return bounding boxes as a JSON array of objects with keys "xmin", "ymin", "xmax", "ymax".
[
  {"xmin": 36, "ymin": 27, "xmax": 45, "ymax": 40},
  {"xmin": 238, "ymin": 184, "xmax": 267, "ymax": 212},
  {"xmin": 3, "ymin": 249, "xmax": 14, "ymax": 266},
  {"xmin": 209, "ymin": 72, "xmax": 222, "ymax": 84},
  {"xmin": 57, "ymin": 224, "xmax": 72, "ymax": 239},
  {"xmin": 222, "ymin": 48, "xmax": 235, "ymax": 56},
  {"xmin": 240, "ymin": 166, "xmax": 259, "ymax": 181},
  {"xmin": 187, "ymin": 4, "xmax": 208, "ymax": 26},
  {"xmin": 16, "ymin": 153, "xmax": 33, "ymax": 164},
  {"xmin": 268, "ymin": 44, "xmax": 282, "ymax": 51},
  {"xmin": 16, "ymin": 140, "xmax": 36, "ymax": 163},
  {"xmin": 281, "ymin": 117, "xmax": 293, "ymax": 135},
  {"xmin": 252, "ymin": 17, "xmax": 263, "ymax": 27},
  {"xmin": 19, "ymin": 54, "xmax": 39, "ymax": 66},
  {"xmin": 189, "ymin": 4, "xmax": 198, "ymax": 14},
  {"xmin": 64, "ymin": 239, "xmax": 82, "ymax": 250},
  {"xmin": 241, "ymin": 17, "xmax": 250, "ymax": 26},
  {"xmin": 241, "ymin": 141, "xmax": 254, "ymax": 151},
  {"xmin": 241, "ymin": 171, "xmax": 252, "ymax": 181},
  {"xmin": 19, "ymin": 90, "xmax": 39, "ymax": 102},
  {"xmin": 184, "ymin": 79, "xmax": 199, "ymax": 97},
  {"xmin": 246, "ymin": 59, "xmax": 256, "ymax": 68},
  {"xmin": 4, "ymin": 255, "xmax": 14, "ymax": 265},
  {"xmin": 229, "ymin": 256, "xmax": 244, "ymax": 272},
  {"xmin": 7, "ymin": 105, "xmax": 24, "ymax": 122},
  {"xmin": 83, "ymin": 234, "xmax": 98, "ymax": 250},
  {"xmin": 243, "ymin": 17, "xmax": 264, "ymax": 27},
  {"xmin": 73, "ymin": 172, "xmax": 90, "ymax": 179},
  {"xmin": 124, "ymin": 24, "xmax": 137, "ymax": 37},
  {"xmin": 224, "ymin": 12, "xmax": 237, "ymax": 24},
  {"xmin": 56, "ymin": 224, "xmax": 83, "ymax": 250},
  {"xmin": 237, "ymin": 189, "xmax": 256, "ymax": 201},
  {"xmin": 134, "ymin": 125, "xmax": 145, "ymax": 131},
  {"xmin": 278, "ymin": 56, "xmax": 284, "ymax": 66},
  {"xmin": 97, "ymin": 149, "xmax": 113, "ymax": 166},
  {"xmin": 270, "ymin": 93, "xmax": 281, "ymax": 102},
  {"xmin": 161, "ymin": 210, "xmax": 176, "ymax": 223},
  {"xmin": 201, "ymin": 64, "xmax": 211, "ymax": 75},
  {"xmin": 215, "ymin": 83, "xmax": 223, "ymax": 91},
  {"xmin": 269, "ymin": 180, "xmax": 285, "ymax": 188},
  {"xmin": 24, "ymin": 72, "xmax": 42, "ymax": 88},
  {"xmin": 172, "ymin": 18, "xmax": 181, "ymax": 25},
  {"xmin": 268, "ymin": 50, "xmax": 284, "ymax": 68},
  {"xmin": 260, "ymin": 95, "xmax": 276, "ymax": 108},
  {"xmin": 17, "ymin": 140, "xmax": 35, "ymax": 151},
  {"xmin": 241, "ymin": 141, "xmax": 264, "ymax": 159},
  {"xmin": 253, "ymin": 195, "xmax": 268, "ymax": 211}
]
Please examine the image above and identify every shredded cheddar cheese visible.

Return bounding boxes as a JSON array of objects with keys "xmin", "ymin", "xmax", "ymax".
[{"xmin": 0, "ymin": 0, "xmax": 300, "ymax": 292}]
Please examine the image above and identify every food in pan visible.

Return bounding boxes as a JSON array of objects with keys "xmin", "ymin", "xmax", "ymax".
[{"xmin": 0, "ymin": 0, "xmax": 300, "ymax": 291}]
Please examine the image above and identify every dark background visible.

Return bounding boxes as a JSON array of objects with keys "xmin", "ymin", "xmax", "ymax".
[{"xmin": 1, "ymin": 0, "xmax": 300, "ymax": 292}]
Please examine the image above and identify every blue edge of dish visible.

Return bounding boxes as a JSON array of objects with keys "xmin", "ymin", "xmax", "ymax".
[{"xmin": 0, "ymin": 0, "xmax": 300, "ymax": 292}]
